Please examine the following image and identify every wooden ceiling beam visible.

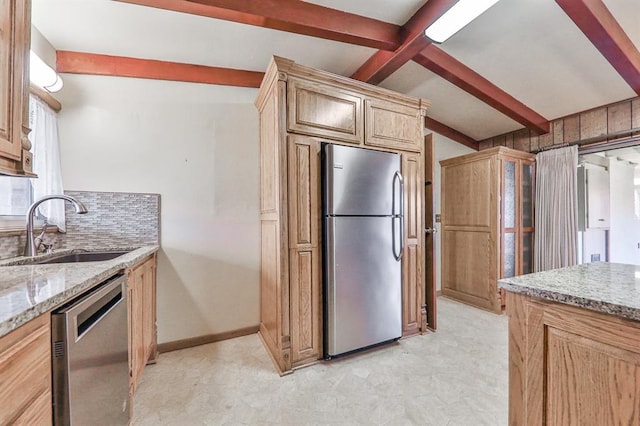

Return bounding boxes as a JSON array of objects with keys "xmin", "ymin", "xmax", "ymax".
[
  {"xmin": 56, "ymin": 51, "xmax": 265, "ymax": 88},
  {"xmin": 351, "ymin": 0, "xmax": 457, "ymax": 84},
  {"xmin": 117, "ymin": 0, "xmax": 401, "ymax": 51},
  {"xmin": 425, "ymin": 117, "xmax": 479, "ymax": 150},
  {"xmin": 556, "ymin": 0, "xmax": 640, "ymax": 95},
  {"xmin": 414, "ymin": 45, "xmax": 550, "ymax": 134}
]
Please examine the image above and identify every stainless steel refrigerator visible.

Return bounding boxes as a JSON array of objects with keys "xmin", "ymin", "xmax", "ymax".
[{"xmin": 323, "ymin": 143, "xmax": 403, "ymax": 358}]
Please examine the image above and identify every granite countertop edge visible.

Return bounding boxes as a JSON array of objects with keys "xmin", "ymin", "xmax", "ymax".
[
  {"xmin": 498, "ymin": 280, "xmax": 640, "ymax": 322},
  {"xmin": 0, "ymin": 245, "xmax": 159, "ymax": 338},
  {"xmin": 498, "ymin": 262, "xmax": 640, "ymax": 323}
]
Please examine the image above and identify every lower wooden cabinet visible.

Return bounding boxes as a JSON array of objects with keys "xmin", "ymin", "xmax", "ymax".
[
  {"xmin": 506, "ymin": 291, "xmax": 640, "ymax": 425},
  {"xmin": 127, "ymin": 254, "xmax": 158, "ymax": 392},
  {"xmin": 0, "ymin": 313, "xmax": 52, "ymax": 425}
]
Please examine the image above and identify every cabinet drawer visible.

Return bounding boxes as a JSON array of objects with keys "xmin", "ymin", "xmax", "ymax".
[
  {"xmin": 0, "ymin": 314, "xmax": 51, "ymax": 425},
  {"xmin": 365, "ymin": 99, "xmax": 421, "ymax": 151},
  {"xmin": 287, "ymin": 77, "xmax": 363, "ymax": 144}
]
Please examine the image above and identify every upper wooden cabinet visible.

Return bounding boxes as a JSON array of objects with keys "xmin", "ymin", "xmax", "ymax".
[
  {"xmin": 256, "ymin": 56, "xmax": 430, "ymax": 374},
  {"xmin": 365, "ymin": 99, "xmax": 422, "ymax": 152},
  {"xmin": 440, "ymin": 147, "xmax": 535, "ymax": 313},
  {"xmin": 0, "ymin": 0, "xmax": 33, "ymax": 176},
  {"xmin": 287, "ymin": 77, "xmax": 363, "ymax": 144}
]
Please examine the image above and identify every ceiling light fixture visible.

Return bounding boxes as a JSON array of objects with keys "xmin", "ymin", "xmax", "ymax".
[
  {"xmin": 425, "ymin": 0, "xmax": 501, "ymax": 43},
  {"xmin": 30, "ymin": 51, "xmax": 64, "ymax": 93}
]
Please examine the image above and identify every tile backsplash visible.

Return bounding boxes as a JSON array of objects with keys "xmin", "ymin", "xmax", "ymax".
[{"xmin": 0, "ymin": 190, "xmax": 160, "ymax": 259}]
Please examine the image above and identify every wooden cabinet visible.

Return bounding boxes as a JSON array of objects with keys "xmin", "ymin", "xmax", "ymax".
[
  {"xmin": 0, "ymin": 313, "xmax": 52, "ymax": 425},
  {"xmin": 126, "ymin": 254, "xmax": 158, "ymax": 391},
  {"xmin": 287, "ymin": 77, "xmax": 363, "ymax": 144},
  {"xmin": 440, "ymin": 147, "xmax": 535, "ymax": 313},
  {"xmin": 0, "ymin": 0, "xmax": 33, "ymax": 176},
  {"xmin": 401, "ymin": 152, "xmax": 425, "ymax": 335},
  {"xmin": 287, "ymin": 135, "xmax": 322, "ymax": 367},
  {"xmin": 506, "ymin": 291, "xmax": 640, "ymax": 425},
  {"xmin": 256, "ymin": 56, "xmax": 430, "ymax": 374},
  {"xmin": 365, "ymin": 98, "xmax": 422, "ymax": 152}
]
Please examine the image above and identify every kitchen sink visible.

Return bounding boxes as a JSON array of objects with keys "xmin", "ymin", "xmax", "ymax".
[{"xmin": 33, "ymin": 251, "xmax": 131, "ymax": 264}]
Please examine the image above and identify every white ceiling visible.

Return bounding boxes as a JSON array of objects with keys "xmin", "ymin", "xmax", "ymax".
[{"xmin": 31, "ymin": 0, "xmax": 640, "ymax": 143}]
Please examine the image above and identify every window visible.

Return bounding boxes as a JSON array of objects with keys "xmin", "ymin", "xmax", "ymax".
[{"xmin": 0, "ymin": 94, "xmax": 64, "ymax": 230}]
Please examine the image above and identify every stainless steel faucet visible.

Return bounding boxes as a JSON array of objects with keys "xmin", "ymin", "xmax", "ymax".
[{"xmin": 24, "ymin": 195, "xmax": 88, "ymax": 257}]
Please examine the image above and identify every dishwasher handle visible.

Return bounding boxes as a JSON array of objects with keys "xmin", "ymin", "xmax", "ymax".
[{"xmin": 56, "ymin": 274, "xmax": 126, "ymax": 342}]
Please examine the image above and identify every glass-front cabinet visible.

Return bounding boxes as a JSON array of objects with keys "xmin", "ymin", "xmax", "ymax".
[
  {"xmin": 501, "ymin": 157, "xmax": 535, "ymax": 278},
  {"xmin": 441, "ymin": 146, "xmax": 536, "ymax": 314}
]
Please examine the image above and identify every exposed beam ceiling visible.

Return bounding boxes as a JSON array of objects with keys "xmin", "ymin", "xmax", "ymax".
[
  {"xmin": 425, "ymin": 117, "xmax": 479, "ymax": 150},
  {"xmin": 556, "ymin": 0, "xmax": 640, "ymax": 95},
  {"xmin": 350, "ymin": 0, "xmax": 457, "ymax": 85},
  {"xmin": 56, "ymin": 51, "xmax": 264, "ymax": 87},
  {"xmin": 117, "ymin": 0, "xmax": 401, "ymax": 51},
  {"xmin": 95, "ymin": 0, "xmax": 552, "ymax": 144},
  {"xmin": 414, "ymin": 45, "xmax": 550, "ymax": 134}
]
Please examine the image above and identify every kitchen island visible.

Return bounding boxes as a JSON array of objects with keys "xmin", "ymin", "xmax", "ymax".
[{"xmin": 499, "ymin": 262, "xmax": 640, "ymax": 425}]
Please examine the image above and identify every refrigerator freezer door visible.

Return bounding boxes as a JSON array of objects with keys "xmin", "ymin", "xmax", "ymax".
[
  {"xmin": 324, "ymin": 144, "xmax": 400, "ymax": 216},
  {"xmin": 325, "ymin": 216, "xmax": 402, "ymax": 356}
]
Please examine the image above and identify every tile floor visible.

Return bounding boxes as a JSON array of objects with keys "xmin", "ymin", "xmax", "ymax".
[{"xmin": 132, "ymin": 297, "xmax": 509, "ymax": 425}]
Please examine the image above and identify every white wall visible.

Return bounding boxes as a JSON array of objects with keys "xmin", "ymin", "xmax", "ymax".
[
  {"xmin": 56, "ymin": 75, "xmax": 260, "ymax": 344},
  {"xmin": 609, "ymin": 160, "xmax": 640, "ymax": 264},
  {"xmin": 430, "ymin": 132, "xmax": 475, "ymax": 290}
]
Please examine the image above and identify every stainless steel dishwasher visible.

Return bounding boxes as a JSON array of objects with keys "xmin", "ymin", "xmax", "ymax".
[{"xmin": 52, "ymin": 273, "xmax": 129, "ymax": 425}]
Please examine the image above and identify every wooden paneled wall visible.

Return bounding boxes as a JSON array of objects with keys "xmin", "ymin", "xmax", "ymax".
[{"xmin": 479, "ymin": 97, "xmax": 640, "ymax": 152}]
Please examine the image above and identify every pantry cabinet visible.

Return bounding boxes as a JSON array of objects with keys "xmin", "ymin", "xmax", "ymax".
[
  {"xmin": 0, "ymin": 313, "xmax": 52, "ymax": 425},
  {"xmin": 0, "ymin": 0, "xmax": 34, "ymax": 176},
  {"xmin": 126, "ymin": 254, "xmax": 158, "ymax": 392},
  {"xmin": 440, "ymin": 147, "xmax": 535, "ymax": 313},
  {"xmin": 256, "ymin": 56, "xmax": 430, "ymax": 374}
]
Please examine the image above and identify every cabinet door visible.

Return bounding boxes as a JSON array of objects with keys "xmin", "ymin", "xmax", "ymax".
[
  {"xmin": 141, "ymin": 259, "xmax": 157, "ymax": 363},
  {"xmin": 520, "ymin": 161, "xmax": 535, "ymax": 275},
  {"xmin": 365, "ymin": 98, "xmax": 421, "ymax": 152},
  {"xmin": 0, "ymin": 0, "xmax": 30, "ymax": 175},
  {"xmin": 0, "ymin": 314, "xmax": 51, "ymax": 426},
  {"xmin": 0, "ymin": 0, "xmax": 25, "ymax": 165},
  {"xmin": 127, "ymin": 256, "xmax": 157, "ymax": 390},
  {"xmin": 287, "ymin": 77, "xmax": 363, "ymax": 144},
  {"xmin": 441, "ymin": 156, "xmax": 501, "ymax": 313},
  {"xmin": 507, "ymin": 292, "xmax": 640, "ymax": 425},
  {"xmin": 288, "ymin": 136, "xmax": 322, "ymax": 366},
  {"xmin": 401, "ymin": 152, "xmax": 424, "ymax": 336},
  {"xmin": 128, "ymin": 269, "xmax": 144, "ymax": 391},
  {"xmin": 502, "ymin": 160, "xmax": 517, "ymax": 279}
]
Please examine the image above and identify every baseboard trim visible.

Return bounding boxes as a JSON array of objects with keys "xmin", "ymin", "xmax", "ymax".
[
  {"xmin": 158, "ymin": 325, "xmax": 259, "ymax": 353},
  {"xmin": 436, "ymin": 290, "xmax": 442, "ymax": 297}
]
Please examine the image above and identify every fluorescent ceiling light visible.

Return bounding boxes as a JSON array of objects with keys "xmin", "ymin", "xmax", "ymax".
[
  {"xmin": 29, "ymin": 51, "xmax": 64, "ymax": 93},
  {"xmin": 425, "ymin": 0, "xmax": 501, "ymax": 43}
]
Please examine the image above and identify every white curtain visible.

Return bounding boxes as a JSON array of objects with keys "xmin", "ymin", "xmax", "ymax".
[
  {"xmin": 29, "ymin": 95, "xmax": 66, "ymax": 231},
  {"xmin": 534, "ymin": 145, "xmax": 579, "ymax": 271}
]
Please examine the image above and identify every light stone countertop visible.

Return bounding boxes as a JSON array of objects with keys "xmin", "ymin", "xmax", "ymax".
[
  {"xmin": 498, "ymin": 262, "xmax": 640, "ymax": 321},
  {"xmin": 0, "ymin": 245, "xmax": 159, "ymax": 338}
]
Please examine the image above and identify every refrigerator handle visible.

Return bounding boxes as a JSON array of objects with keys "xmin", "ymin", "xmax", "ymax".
[{"xmin": 392, "ymin": 171, "xmax": 404, "ymax": 261}]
